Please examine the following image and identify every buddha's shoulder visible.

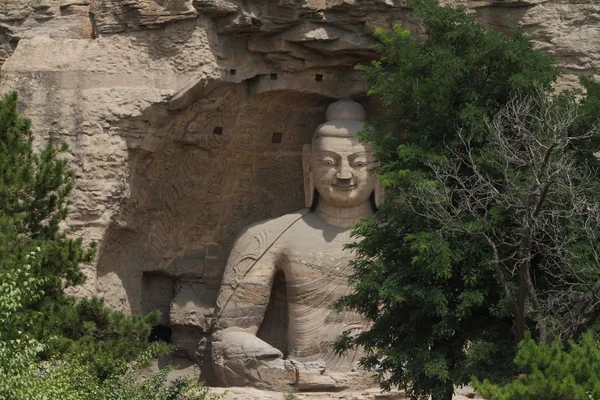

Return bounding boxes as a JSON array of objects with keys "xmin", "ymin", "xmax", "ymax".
[{"xmin": 232, "ymin": 208, "xmax": 311, "ymax": 245}]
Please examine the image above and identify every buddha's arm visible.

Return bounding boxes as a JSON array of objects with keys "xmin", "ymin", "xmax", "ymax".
[
  {"xmin": 213, "ymin": 251, "xmax": 277, "ymax": 335},
  {"xmin": 212, "ymin": 211, "xmax": 306, "ymax": 337}
]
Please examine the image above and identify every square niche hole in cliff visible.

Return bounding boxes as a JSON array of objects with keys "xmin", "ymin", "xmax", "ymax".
[
  {"xmin": 315, "ymin": 74, "xmax": 323, "ymax": 82},
  {"xmin": 212, "ymin": 126, "xmax": 223, "ymax": 136},
  {"xmin": 142, "ymin": 272, "xmax": 175, "ymax": 326},
  {"xmin": 272, "ymin": 132, "xmax": 283, "ymax": 144},
  {"xmin": 270, "ymin": 73, "xmax": 278, "ymax": 81},
  {"xmin": 229, "ymin": 69, "xmax": 236, "ymax": 76}
]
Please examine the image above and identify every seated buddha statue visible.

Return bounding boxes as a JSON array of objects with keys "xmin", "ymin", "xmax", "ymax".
[{"xmin": 210, "ymin": 99, "xmax": 383, "ymax": 391}]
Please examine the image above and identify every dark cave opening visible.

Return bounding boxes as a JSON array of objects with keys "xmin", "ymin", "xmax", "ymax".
[{"xmin": 149, "ymin": 325, "xmax": 173, "ymax": 344}]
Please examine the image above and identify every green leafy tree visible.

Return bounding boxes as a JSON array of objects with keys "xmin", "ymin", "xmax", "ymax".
[
  {"xmin": 474, "ymin": 332, "xmax": 600, "ymax": 400},
  {"xmin": 333, "ymin": 1, "xmax": 600, "ymax": 399},
  {"xmin": 20, "ymin": 347, "xmax": 215, "ymax": 400},
  {"xmin": 0, "ymin": 91, "xmax": 162, "ymax": 379},
  {"xmin": 405, "ymin": 89, "xmax": 600, "ymax": 344},
  {"xmin": 0, "ymin": 247, "xmax": 45, "ymax": 398}
]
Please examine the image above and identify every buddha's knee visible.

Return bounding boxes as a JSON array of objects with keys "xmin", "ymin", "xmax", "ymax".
[{"xmin": 211, "ymin": 328, "xmax": 295, "ymax": 390}]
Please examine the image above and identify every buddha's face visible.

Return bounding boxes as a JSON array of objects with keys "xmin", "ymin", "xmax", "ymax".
[{"xmin": 311, "ymin": 135, "xmax": 377, "ymax": 208}]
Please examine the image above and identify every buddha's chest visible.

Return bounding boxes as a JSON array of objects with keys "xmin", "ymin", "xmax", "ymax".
[
  {"xmin": 271, "ymin": 217, "xmax": 358, "ymax": 283},
  {"xmin": 272, "ymin": 242, "xmax": 355, "ymax": 288}
]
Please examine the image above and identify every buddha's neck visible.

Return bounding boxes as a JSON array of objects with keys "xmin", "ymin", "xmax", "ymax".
[{"xmin": 315, "ymin": 201, "xmax": 374, "ymax": 228}]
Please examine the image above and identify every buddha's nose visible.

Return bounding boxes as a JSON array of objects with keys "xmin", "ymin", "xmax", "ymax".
[{"xmin": 336, "ymin": 162, "xmax": 353, "ymax": 180}]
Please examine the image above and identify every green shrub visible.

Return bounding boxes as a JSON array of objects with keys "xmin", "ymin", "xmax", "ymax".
[
  {"xmin": 23, "ymin": 349, "xmax": 214, "ymax": 400},
  {"xmin": 32, "ymin": 297, "xmax": 165, "ymax": 379},
  {"xmin": 2, "ymin": 346, "xmax": 215, "ymax": 400},
  {"xmin": 475, "ymin": 333, "xmax": 600, "ymax": 400},
  {"xmin": 0, "ymin": 247, "xmax": 46, "ymax": 399}
]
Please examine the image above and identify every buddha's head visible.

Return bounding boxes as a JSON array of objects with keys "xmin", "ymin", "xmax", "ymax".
[{"xmin": 303, "ymin": 99, "xmax": 383, "ymax": 209}]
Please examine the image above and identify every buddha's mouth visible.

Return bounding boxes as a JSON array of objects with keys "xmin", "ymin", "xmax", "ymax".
[{"xmin": 332, "ymin": 184, "xmax": 356, "ymax": 190}]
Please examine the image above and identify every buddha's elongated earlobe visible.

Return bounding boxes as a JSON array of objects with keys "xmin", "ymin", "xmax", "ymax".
[
  {"xmin": 302, "ymin": 144, "xmax": 314, "ymax": 208},
  {"xmin": 374, "ymin": 178, "xmax": 385, "ymax": 209}
]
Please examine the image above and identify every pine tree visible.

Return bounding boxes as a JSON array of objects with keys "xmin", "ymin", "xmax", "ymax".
[
  {"xmin": 0, "ymin": 91, "xmax": 91, "ymax": 297},
  {"xmin": 475, "ymin": 332, "xmax": 600, "ymax": 400}
]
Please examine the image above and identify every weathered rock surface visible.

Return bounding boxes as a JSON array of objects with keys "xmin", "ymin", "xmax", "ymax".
[
  {"xmin": 0, "ymin": 0, "xmax": 598, "ymax": 395},
  {"xmin": 207, "ymin": 386, "xmax": 482, "ymax": 399}
]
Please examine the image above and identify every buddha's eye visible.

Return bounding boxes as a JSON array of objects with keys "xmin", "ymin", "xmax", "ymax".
[
  {"xmin": 323, "ymin": 157, "xmax": 335, "ymax": 166},
  {"xmin": 353, "ymin": 159, "xmax": 367, "ymax": 167}
]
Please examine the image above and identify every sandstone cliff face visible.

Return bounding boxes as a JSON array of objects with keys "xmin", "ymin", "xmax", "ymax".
[{"xmin": 0, "ymin": 0, "xmax": 598, "ymax": 393}]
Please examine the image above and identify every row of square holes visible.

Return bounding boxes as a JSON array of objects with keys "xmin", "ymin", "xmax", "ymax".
[
  {"xmin": 217, "ymin": 69, "xmax": 323, "ymax": 144},
  {"xmin": 212, "ymin": 127, "xmax": 283, "ymax": 144},
  {"xmin": 229, "ymin": 69, "xmax": 324, "ymax": 82}
]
